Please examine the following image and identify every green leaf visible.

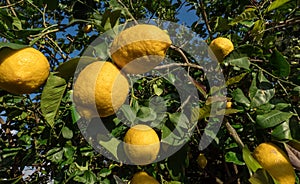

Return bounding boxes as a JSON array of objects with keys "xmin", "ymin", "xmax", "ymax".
[
  {"xmin": 70, "ymin": 105, "xmax": 81, "ymax": 124},
  {"xmin": 249, "ymin": 72, "xmax": 275, "ymax": 108},
  {"xmin": 46, "ymin": 148, "xmax": 64, "ymax": 163},
  {"xmin": 41, "ymin": 72, "xmax": 67, "ymax": 128},
  {"xmin": 256, "ymin": 110, "xmax": 294, "ymax": 128},
  {"xmin": 250, "ymin": 88, "xmax": 275, "ymax": 108},
  {"xmin": 225, "ymin": 151, "xmax": 245, "ymax": 165},
  {"xmin": 271, "ymin": 121, "xmax": 292, "ymax": 140},
  {"xmin": 62, "ymin": 126, "xmax": 73, "ymax": 139},
  {"xmin": 83, "ymin": 170, "xmax": 97, "ymax": 184},
  {"xmin": 214, "ymin": 16, "xmax": 231, "ymax": 32},
  {"xmin": 226, "ymin": 72, "xmax": 248, "ymax": 86},
  {"xmin": 99, "ymin": 168, "xmax": 111, "ymax": 177},
  {"xmin": 137, "ymin": 106, "xmax": 157, "ymax": 122},
  {"xmin": 251, "ymin": 20, "xmax": 265, "ymax": 42},
  {"xmin": 169, "ymin": 112, "xmax": 189, "ymax": 129},
  {"xmin": 249, "ymin": 73, "xmax": 258, "ymax": 99},
  {"xmin": 120, "ymin": 104, "xmax": 137, "ymax": 123},
  {"xmin": 249, "ymin": 169, "xmax": 275, "ymax": 184},
  {"xmin": 63, "ymin": 145, "xmax": 75, "ymax": 159},
  {"xmin": 232, "ymin": 88, "xmax": 250, "ymax": 107},
  {"xmin": 242, "ymin": 146, "xmax": 262, "ymax": 173},
  {"xmin": 191, "ymin": 105, "xmax": 211, "ymax": 121},
  {"xmin": 270, "ymin": 49, "xmax": 290, "ymax": 77},
  {"xmin": 0, "ymin": 42, "xmax": 28, "ymax": 50},
  {"xmin": 237, "ymin": 44, "xmax": 264, "ymax": 58},
  {"xmin": 228, "ymin": 57, "xmax": 250, "ymax": 70},
  {"xmin": 56, "ymin": 56, "xmax": 96, "ymax": 80},
  {"xmin": 12, "ymin": 17, "xmax": 22, "ymax": 30},
  {"xmin": 99, "ymin": 137, "xmax": 121, "ymax": 160},
  {"xmin": 153, "ymin": 84, "xmax": 163, "ymax": 96},
  {"xmin": 265, "ymin": 0, "xmax": 291, "ymax": 12},
  {"xmin": 229, "ymin": 8, "xmax": 257, "ymax": 26}
]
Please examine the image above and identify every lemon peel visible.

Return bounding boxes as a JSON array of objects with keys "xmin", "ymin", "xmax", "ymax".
[
  {"xmin": 73, "ymin": 61, "xmax": 129, "ymax": 118},
  {"xmin": 253, "ymin": 142, "xmax": 295, "ymax": 184},
  {"xmin": 110, "ymin": 24, "xmax": 172, "ymax": 74},
  {"xmin": 0, "ymin": 47, "xmax": 50, "ymax": 94},
  {"xmin": 130, "ymin": 171, "xmax": 159, "ymax": 184},
  {"xmin": 124, "ymin": 124, "xmax": 160, "ymax": 165},
  {"xmin": 209, "ymin": 37, "xmax": 234, "ymax": 62}
]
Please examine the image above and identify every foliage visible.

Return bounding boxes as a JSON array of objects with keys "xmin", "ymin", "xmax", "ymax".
[{"xmin": 0, "ymin": 0, "xmax": 300, "ymax": 183}]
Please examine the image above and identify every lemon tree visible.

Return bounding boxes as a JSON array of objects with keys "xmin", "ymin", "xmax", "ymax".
[{"xmin": 0, "ymin": 0, "xmax": 300, "ymax": 184}]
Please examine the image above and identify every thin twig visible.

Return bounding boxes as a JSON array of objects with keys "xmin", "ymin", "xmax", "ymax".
[
  {"xmin": 262, "ymin": 18, "xmax": 300, "ymax": 33},
  {"xmin": 46, "ymin": 35, "xmax": 67, "ymax": 60},
  {"xmin": 170, "ymin": 45, "xmax": 190, "ymax": 64},
  {"xmin": 198, "ymin": 0, "xmax": 212, "ymax": 40},
  {"xmin": 225, "ymin": 121, "xmax": 244, "ymax": 149},
  {"xmin": 42, "ymin": 4, "xmax": 47, "ymax": 27},
  {"xmin": 0, "ymin": 0, "xmax": 23, "ymax": 9},
  {"xmin": 154, "ymin": 62, "xmax": 203, "ymax": 70},
  {"xmin": 6, "ymin": 0, "xmax": 18, "ymax": 18},
  {"xmin": 176, "ymin": 95, "xmax": 191, "ymax": 112},
  {"xmin": 251, "ymin": 62, "xmax": 299, "ymax": 87},
  {"xmin": 117, "ymin": 0, "xmax": 138, "ymax": 25}
]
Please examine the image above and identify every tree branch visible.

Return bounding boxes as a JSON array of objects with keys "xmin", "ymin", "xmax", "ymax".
[
  {"xmin": 225, "ymin": 121, "xmax": 244, "ymax": 149},
  {"xmin": 263, "ymin": 18, "xmax": 300, "ymax": 33},
  {"xmin": 154, "ymin": 62, "xmax": 203, "ymax": 70},
  {"xmin": 198, "ymin": 0, "xmax": 212, "ymax": 40},
  {"xmin": 0, "ymin": 0, "xmax": 23, "ymax": 9}
]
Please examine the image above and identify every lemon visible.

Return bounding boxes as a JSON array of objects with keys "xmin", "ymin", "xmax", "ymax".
[
  {"xmin": 209, "ymin": 37, "xmax": 234, "ymax": 62},
  {"xmin": 197, "ymin": 153, "xmax": 207, "ymax": 169},
  {"xmin": 124, "ymin": 124, "xmax": 160, "ymax": 165},
  {"xmin": 226, "ymin": 101, "xmax": 232, "ymax": 109},
  {"xmin": 73, "ymin": 61, "xmax": 129, "ymax": 118},
  {"xmin": 110, "ymin": 24, "xmax": 172, "ymax": 74},
  {"xmin": 253, "ymin": 142, "xmax": 295, "ymax": 184},
  {"xmin": 130, "ymin": 171, "xmax": 159, "ymax": 184},
  {"xmin": 0, "ymin": 47, "xmax": 50, "ymax": 94},
  {"xmin": 83, "ymin": 24, "xmax": 92, "ymax": 33}
]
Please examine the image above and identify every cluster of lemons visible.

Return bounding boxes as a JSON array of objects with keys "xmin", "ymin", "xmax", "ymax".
[
  {"xmin": 0, "ymin": 24, "xmax": 295, "ymax": 184},
  {"xmin": 74, "ymin": 24, "xmax": 171, "ymax": 183}
]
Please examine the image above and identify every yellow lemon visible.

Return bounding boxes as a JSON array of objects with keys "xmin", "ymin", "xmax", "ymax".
[
  {"xmin": 73, "ymin": 61, "xmax": 129, "ymax": 118},
  {"xmin": 0, "ymin": 47, "xmax": 50, "ymax": 94},
  {"xmin": 130, "ymin": 171, "xmax": 159, "ymax": 184},
  {"xmin": 124, "ymin": 124, "xmax": 160, "ymax": 165},
  {"xmin": 110, "ymin": 24, "xmax": 172, "ymax": 74},
  {"xmin": 226, "ymin": 101, "xmax": 232, "ymax": 109},
  {"xmin": 253, "ymin": 142, "xmax": 295, "ymax": 184},
  {"xmin": 197, "ymin": 153, "xmax": 207, "ymax": 169},
  {"xmin": 83, "ymin": 24, "xmax": 92, "ymax": 33},
  {"xmin": 209, "ymin": 37, "xmax": 234, "ymax": 62}
]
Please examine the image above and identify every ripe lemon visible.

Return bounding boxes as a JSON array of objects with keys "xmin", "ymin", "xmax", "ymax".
[
  {"xmin": 124, "ymin": 124, "xmax": 160, "ymax": 165},
  {"xmin": 226, "ymin": 101, "xmax": 232, "ymax": 109},
  {"xmin": 197, "ymin": 153, "xmax": 207, "ymax": 169},
  {"xmin": 253, "ymin": 142, "xmax": 295, "ymax": 184},
  {"xmin": 0, "ymin": 47, "xmax": 50, "ymax": 94},
  {"xmin": 73, "ymin": 61, "xmax": 129, "ymax": 118},
  {"xmin": 130, "ymin": 171, "xmax": 159, "ymax": 184},
  {"xmin": 209, "ymin": 37, "xmax": 234, "ymax": 62},
  {"xmin": 83, "ymin": 24, "xmax": 92, "ymax": 33},
  {"xmin": 110, "ymin": 24, "xmax": 172, "ymax": 74}
]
